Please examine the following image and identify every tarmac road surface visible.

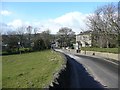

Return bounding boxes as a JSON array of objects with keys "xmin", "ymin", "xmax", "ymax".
[{"xmin": 56, "ymin": 49, "xmax": 119, "ymax": 89}]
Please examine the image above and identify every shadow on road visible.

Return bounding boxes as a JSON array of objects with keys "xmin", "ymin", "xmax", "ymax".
[
  {"xmin": 65, "ymin": 54, "xmax": 105, "ymax": 89},
  {"xmin": 49, "ymin": 54, "xmax": 107, "ymax": 89}
]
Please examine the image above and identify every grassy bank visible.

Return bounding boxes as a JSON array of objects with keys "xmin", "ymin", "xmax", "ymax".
[
  {"xmin": 2, "ymin": 50, "xmax": 64, "ymax": 88},
  {"xmin": 81, "ymin": 47, "xmax": 118, "ymax": 54}
]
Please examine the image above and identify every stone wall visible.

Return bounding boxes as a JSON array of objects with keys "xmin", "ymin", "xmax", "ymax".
[
  {"xmin": 69, "ymin": 49, "xmax": 119, "ymax": 61},
  {"xmin": 80, "ymin": 50, "xmax": 119, "ymax": 61}
]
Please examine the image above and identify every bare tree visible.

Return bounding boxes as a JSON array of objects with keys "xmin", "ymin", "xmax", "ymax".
[
  {"xmin": 17, "ymin": 26, "xmax": 26, "ymax": 47},
  {"xmin": 86, "ymin": 3, "xmax": 118, "ymax": 48},
  {"xmin": 26, "ymin": 26, "xmax": 32, "ymax": 48},
  {"xmin": 26, "ymin": 26, "xmax": 32, "ymax": 34},
  {"xmin": 34, "ymin": 27, "xmax": 38, "ymax": 37}
]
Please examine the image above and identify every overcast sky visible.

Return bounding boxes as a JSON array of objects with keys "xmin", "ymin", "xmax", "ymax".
[{"xmin": 0, "ymin": 2, "xmax": 118, "ymax": 34}]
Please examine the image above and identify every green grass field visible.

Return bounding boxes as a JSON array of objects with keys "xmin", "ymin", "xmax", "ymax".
[
  {"xmin": 2, "ymin": 50, "xmax": 64, "ymax": 88},
  {"xmin": 81, "ymin": 47, "xmax": 119, "ymax": 54}
]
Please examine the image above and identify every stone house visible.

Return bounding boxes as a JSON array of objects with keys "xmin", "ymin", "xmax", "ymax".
[{"xmin": 76, "ymin": 30, "xmax": 92, "ymax": 47}]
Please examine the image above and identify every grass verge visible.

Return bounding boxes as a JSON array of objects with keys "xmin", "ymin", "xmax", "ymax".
[
  {"xmin": 81, "ymin": 47, "xmax": 118, "ymax": 54},
  {"xmin": 2, "ymin": 50, "xmax": 64, "ymax": 88}
]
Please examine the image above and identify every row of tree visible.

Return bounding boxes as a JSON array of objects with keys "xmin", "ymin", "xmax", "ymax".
[
  {"xmin": 2, "ymin": 26, "xmax": 53, "ymax": 54},
  {"xmin": 2, "ymin": 25, "xmax": 76, "ymax": 54},
  {"xmin": 86, "ymin": 3, "xmax": 119, "ymax": 48}
]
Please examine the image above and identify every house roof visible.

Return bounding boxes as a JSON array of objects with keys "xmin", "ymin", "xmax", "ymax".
[{"xmin": 77, "ymin": 30, "xmax": 92, "ymax": 36}]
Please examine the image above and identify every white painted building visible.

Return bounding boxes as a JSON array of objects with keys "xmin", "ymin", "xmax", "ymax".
[{"xmin": 76, "ymin": 31, "xmax": 92, "ymax": 47}]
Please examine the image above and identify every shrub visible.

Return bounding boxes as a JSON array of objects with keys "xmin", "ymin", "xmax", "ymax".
[{"xmin": 33, "ymin": 38, "xmax": 46, "ymax": 51}]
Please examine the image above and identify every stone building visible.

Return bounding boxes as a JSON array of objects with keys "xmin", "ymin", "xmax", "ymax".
[{"xmin": 76, "ymin": 30, "xmax": 92, "ymax": 47}]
